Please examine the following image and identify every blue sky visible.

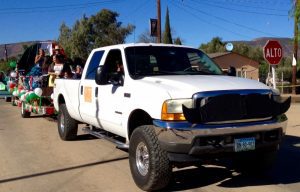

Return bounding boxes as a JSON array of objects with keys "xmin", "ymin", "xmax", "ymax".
[{"xmin": 0, "ymin": 0, "xmax": 294, "ymax": 48}]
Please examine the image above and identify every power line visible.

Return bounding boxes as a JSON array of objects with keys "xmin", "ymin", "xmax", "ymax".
[
  {"xmin": 0, "ymin": 0, "xmax": 119, "ymax": 11},
  {"xmin": 174, "ymin": 1, "xmax": 278, "ymax": 37},
  {"xmin": 0, "ymin": 0, "xmax": 121, "ymax": 14},
  {"xmin": 191, "ymin": 0, "xmax": 288, "ymax": 17},
  {"xmin": 121, "ymin": 0, "xmax": 152, "ymax": 20},
  {"xmin": 200, "ymin": 0, "xmax": 289, "ymax": 12},
  {"xmin": 170, "ymin": 1, "xmax": 252, "ymax": 39}
]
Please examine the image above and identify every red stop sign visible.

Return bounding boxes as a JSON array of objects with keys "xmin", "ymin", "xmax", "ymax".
[{"xmin": 263, "ymin": 40, "xmax": 283, "ymax": 65}]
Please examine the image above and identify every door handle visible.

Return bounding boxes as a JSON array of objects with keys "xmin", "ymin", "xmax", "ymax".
[
  {"xmin": 95, "ymin": 87, "xmax": 98, "ymax": 97},
  {"xmin": 80, "ymin": 86, "xmax": 83, "ymax": 95}
]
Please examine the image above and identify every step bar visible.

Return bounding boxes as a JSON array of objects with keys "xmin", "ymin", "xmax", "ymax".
[{"xmin": 82, "ymin": 127, "xmax": 129, "ymax": 150}]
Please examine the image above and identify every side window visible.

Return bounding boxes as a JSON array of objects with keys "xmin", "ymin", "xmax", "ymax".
[
  {"xmin": 85, "ymin": 51, "xmax": 104, "ymax": 79},
  {"xmin": 103, "ymin": 49, "xmax": 122, "ymax": 74},
  {"xmin": 101, "ymin": 49, "xmax": 123, "ymax": 85}
]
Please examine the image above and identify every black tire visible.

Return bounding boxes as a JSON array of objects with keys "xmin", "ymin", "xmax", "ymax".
[
  {"xmin": 21, "ymin": 102, "xmax": 31, "ymax": 118},
  {"xmin": 58, "ymin": 103, "xmax": 78, "ymax": 141},
  {"xmin": 11, "ymin": 96, "xmax": 16, "ymax": 106},
  {"xmin": 5, "ymin": 96, "xmax": 11, "ymax": 102},
  {"xmin": 129, "ymin": 125, "xmax": 171, "ymax": 191}
]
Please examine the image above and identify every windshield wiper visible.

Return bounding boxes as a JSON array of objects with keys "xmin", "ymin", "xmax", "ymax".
[{"xmin": 158, "ymin": 71, "xmax": 182, "ymax": 75}]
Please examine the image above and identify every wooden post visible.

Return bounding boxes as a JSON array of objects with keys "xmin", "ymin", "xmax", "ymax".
[
  {"xmin": 292, "ymin": 0, "xmax": 298, "ymax": 94},
  {"xmin": 157, "ymin": 0, "xmax": 161, "ymax": 43}
]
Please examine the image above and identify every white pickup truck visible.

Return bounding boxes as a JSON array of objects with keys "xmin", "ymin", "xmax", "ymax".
[{"xmin": 53, "ymin": 43, "xmax": 290, "ymax": 191}]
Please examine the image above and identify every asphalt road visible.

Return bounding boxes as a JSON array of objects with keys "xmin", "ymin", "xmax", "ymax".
[{"xmin": 0, "ymin": 99, "xmax": 299, "ymax": 192}]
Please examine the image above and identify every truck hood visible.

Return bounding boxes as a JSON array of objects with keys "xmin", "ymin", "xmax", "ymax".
[{"xmin": 140, "ymin": 75, "xmax": 270, "ymax": 99}]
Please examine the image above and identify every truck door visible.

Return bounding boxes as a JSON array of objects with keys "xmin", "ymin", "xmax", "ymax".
[
  {"xmin": 96, "ymin": 49, "xmax": 125, "ymax": 136},
  {"xmin": 79, "ymin": 50, "xmax": 105, "ymax": 126}
]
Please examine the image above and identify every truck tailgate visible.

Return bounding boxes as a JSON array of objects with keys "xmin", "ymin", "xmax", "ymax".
[{"xmin": 54, "ymin": 79, "xmax": 82, "ymax": 122}]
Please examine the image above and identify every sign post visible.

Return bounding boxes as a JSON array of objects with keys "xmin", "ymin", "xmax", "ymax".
[{"xmin": 263, "ymin": 40, "xmax": 283, "ymax": 89}]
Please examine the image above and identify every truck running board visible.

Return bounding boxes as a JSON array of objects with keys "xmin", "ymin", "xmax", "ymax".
[{"xmin": 82, "ymin": 127, "xmax": 129, "ymax": 150}]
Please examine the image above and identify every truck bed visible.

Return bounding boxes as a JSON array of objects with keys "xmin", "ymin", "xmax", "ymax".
[{"xmin": 54, "ymin": 78, "xmax": 82, "ymax": 122}]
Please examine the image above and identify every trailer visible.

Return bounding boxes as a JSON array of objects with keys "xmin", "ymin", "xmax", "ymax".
[{"xmin": 16, "ymin": 74, "xmax": 56, "ymax": 118}]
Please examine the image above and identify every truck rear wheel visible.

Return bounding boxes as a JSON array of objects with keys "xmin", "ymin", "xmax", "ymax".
[
  {"xmin": 58, "ymin": 104, "xmax": 78, "ymax": 141},
  {"xmin": 21, "ymin": 102, "xmax": 31, "ymax": 118},
  {"xmin": 5, "ymin": 96, "xmax": 11, "ymax": 102},
  {"xmin": 129, "ymin": 125, "xmax": 171, "ymax": 191}
]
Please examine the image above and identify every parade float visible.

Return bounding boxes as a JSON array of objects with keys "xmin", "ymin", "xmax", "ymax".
[{"xmin": 11, "ymin": 41, "xmax": 61, "ymax": 117}]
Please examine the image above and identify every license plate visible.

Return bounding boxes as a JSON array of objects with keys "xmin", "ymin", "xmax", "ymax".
[{"xmin": 234, "ymin": 137, "xmax": 255, "ymax": 152}]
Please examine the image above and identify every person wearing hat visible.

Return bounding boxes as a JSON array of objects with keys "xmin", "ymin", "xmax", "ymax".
[{"xmin": 54, "ymin": 45, "xmax": 62, "ymax": 55}]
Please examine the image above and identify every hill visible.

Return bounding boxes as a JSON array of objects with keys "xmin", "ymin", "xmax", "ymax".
[
  {"xmin": 0, "ymin": 37, "xmax": 296, "ymax": 61},
  {"xmin": 231, "ymin": 37, "xmax": 294, "ymax": 58},
  {"xmin": 0, "ymin": 41, "xmax": 44, "ymax": 61}
]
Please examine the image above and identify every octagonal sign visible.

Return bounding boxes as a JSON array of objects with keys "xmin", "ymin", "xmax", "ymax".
[{"xmin": 263, "ymin": 40, "xmax": 283, "ymax": 65}]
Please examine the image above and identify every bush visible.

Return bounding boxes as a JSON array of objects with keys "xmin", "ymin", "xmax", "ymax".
[
  {"xmin": 276, "ymin": 67, "xmax": 292, "ymax": 82},
  {"xmin": 0, "ymin": 61, "xmax": 10, "ymax": 74}
]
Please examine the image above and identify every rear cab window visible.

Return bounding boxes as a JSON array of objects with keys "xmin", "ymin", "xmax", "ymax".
[{"xmin": 85, "ymin": 51, "xmax": 105, "ymax": 80}]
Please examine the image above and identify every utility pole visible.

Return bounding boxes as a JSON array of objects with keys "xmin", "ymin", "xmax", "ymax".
[
  {"xmin": 4, "ymin": 44, "xmax": 8, "ymax": 61},
  {"xmin": 157, "ymin": 0, "xmax": 161, "ymax": 43},
  {"xmin": 293, "ymin": 0, "xmax": 299, "ymax": 94}
]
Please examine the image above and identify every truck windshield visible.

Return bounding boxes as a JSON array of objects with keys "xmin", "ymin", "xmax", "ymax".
[{"xmin": 125, "ymin": 46, "xmax": 223, "ymax": 79}]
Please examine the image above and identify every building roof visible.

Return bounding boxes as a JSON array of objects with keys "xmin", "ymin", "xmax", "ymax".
[
  {"xmin": 208, "ymin": 51, "xmax": 259, "ymax": 70},
  {"xmin": 207, "ymin": 52, "xmax": 231, "ymax": 58}
]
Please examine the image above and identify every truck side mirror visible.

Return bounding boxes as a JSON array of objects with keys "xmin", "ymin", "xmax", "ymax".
[
  {"xmin": 109, "ymin": 72, "xmax": 124, "ymax": 86},
  {"xmin": 95, "ymin": 66, "xmax": 107, "ymax": 85}
]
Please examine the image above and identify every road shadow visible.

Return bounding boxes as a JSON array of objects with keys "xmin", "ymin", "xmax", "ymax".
[
  {"xmin": 165, "ymin": 134, "xmax": 300, "ymax": 191},
  {"xmin": 0, "ymin": 156, "xmax": 128, "ymax": 184},
  {"xmin": 165, "ymin": 165, "xmax": 232, "ymax": 191},
  {"xmin": 25, "ymin": 115, "xmax": 45, "ymax": 118},
  {"xmin": 44, "ymin": 115, "xmax": 57, "ymax": 122},
  {"xmin": 26, "ymin": 114, "xmax": 57, "ymax": 119},
  {"xmin": 74, "ymin": 134, "xmax": 98, "ymax": 141}
]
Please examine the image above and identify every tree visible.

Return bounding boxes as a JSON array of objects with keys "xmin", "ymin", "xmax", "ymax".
[
  {"xmin": 58, "ymin": 22, "xmax": 72, "ymax": 57},
  {"xmin": 0, "ymin": 60, "xmax": 10, "ymax": 73},
  {"xmin": 199, "ymin": 37, "xmax": 295, "ymax": 81},
  {"xmin": 174, "ymin": 37, "xmax": 182, "ymax": 45},
  {"xmin": 70, "ymin": 16, "xmax": 91, "ymax": 59},
  {"xmin": 199, "ymin": 37, "xmax": 225, "ymax": 53},
  {"xmin": 90, "ymin": 9, "xmax": 134, "ymax": 47},
  {"xmin": 138, "ymin": 30, "xmax": 156, "ymax": 43},
  {"xmin": 162, "ymin": 7, "xmax": 172, "ymax": 44},
  {"xmin": 22, "ymin": 44, "xmax": 29, "ymax": 52},
  {"xmin": 58, "ymin": 9, "xmax": 134, "ymax": 60}
]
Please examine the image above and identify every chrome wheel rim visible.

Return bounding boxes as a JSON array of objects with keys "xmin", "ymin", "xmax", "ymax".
[
  {"xmin": 60, "ymin": 112, "xmax": 65, "ymax": 133},
  {"xmin": 136, "ymin": 142, "xmax": 149, "ymax": 176}
]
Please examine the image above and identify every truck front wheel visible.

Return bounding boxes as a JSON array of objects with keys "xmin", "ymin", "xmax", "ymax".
[
  {"xmin": 58, "ymin": 104, "xmax": 78, "ymax": 141},
  {"xmin": 129, "ymin": 125, "xmax": 171, "ymax": 191}
]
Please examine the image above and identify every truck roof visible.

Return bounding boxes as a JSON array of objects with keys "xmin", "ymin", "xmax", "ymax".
[{"xmin": 91, "ymin": 43, "xmax": 194, "ymax": 52}]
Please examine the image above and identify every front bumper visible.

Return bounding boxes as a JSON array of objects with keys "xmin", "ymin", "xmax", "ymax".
[{"xmin": 153, "ymin": 115, "xmax": 287, "ymax": 159}]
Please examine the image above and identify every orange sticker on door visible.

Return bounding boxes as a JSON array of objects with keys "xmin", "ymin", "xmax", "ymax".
[{"xmin": 84, "ymin": 86, "xmax": 92, "ymax": 103}]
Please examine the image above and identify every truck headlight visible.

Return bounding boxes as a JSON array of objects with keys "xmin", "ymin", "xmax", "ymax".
[
  {"xmin": 271, "ymin": 88, "xmax": 281, "ymax": 103},
  {"xmin": 161, "ymin": 99, "xmax": 192, "ymax": 121}
]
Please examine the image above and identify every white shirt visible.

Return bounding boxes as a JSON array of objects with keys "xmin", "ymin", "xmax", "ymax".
[{"xmin": 54, "ymin": 64, "xmax": 63, "ymax": 75}]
